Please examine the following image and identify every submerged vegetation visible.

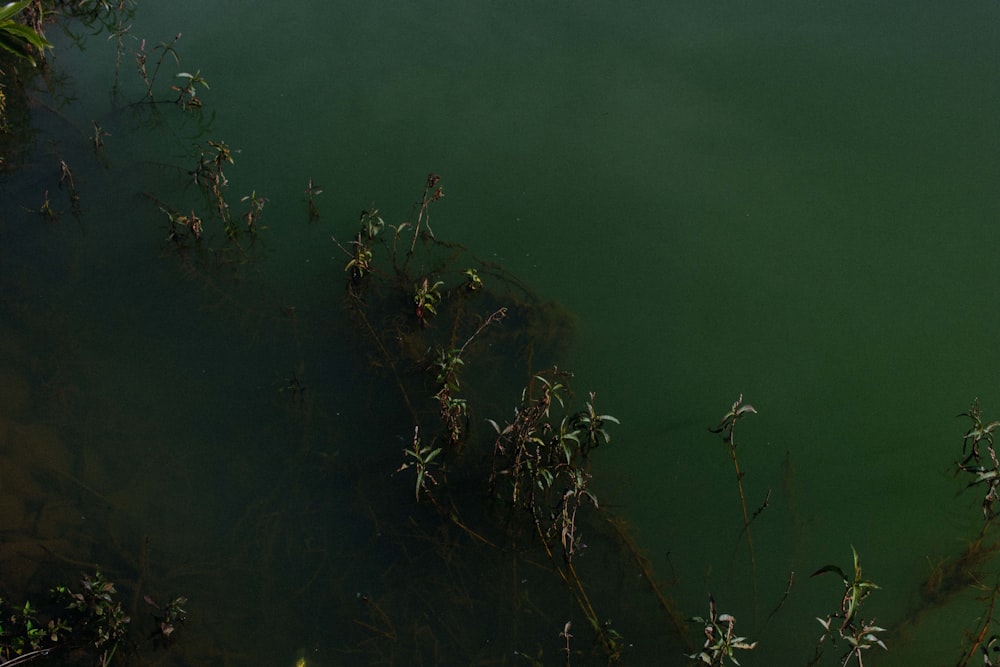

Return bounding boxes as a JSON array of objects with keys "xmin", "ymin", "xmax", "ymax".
[{"xmin": 3, "ymin": 1, "xmax": 1000, "ymax": 666}]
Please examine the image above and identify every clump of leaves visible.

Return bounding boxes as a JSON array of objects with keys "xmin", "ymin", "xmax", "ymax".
[
  {"xmin": 432, "ymin": 346, "xmax": 467, "ymax": 447},
  {"xmin": 52, "ymin": 572, "xmax": 131, "ymax": 666},
  {"xmin": 811, "ymin": 546, "xmax": 887, "ymax": 667},
  {"xmin": 957, "ymin": 399, "xmax": 1000, "ymax": 520},
  {"xmin": 0, "ymin": 0, "xmax": 53, "ymax": 67},
  {"xmin": 464, "ymin": 268, "xmax": 482, "ymax": 291},
  {"xmin": 431, "ymin": 308, "xmax": 507, "ymax": 448},
  {"xmin": 396, "ymin": 426, "xmax": 442, "ymax": 502},
  {"xmin": 0, "ymin": 597, "xmax": 70, "ymax": 664},
  {"xmin": 239, "ymin": 189, "xmax": 267, "ymax": 239},
  {"xmin": 144, "ymin": 594, "xmax": 187, "ymax": 642},
  {"xmin": 160, "ymin": 206, "xmax": 204, "ymax": 245},
  {"xmin": 192, "ymin": 139, "xmax": 235, "ymax": 223},
  {"xmin": 687, "ymin": 594, "xmax": 757, "ymax": 666},
  {"xmin": 339, "ymin": 208, "xmax": 383, "ymax": 283},
  {"xmin": 413, "ymin": 277, "xmax": 444, "ymax": 324},
  {"xmin": 488, "ymin": 370, "xmax": 616, "ymax": 563},
  {"xmin": 172, "ymin": 68, "xmax": 208, "ymax": 109},
  {"xmin": 570, "ymin": 391, "xmax": 620, "ymax": 455}
]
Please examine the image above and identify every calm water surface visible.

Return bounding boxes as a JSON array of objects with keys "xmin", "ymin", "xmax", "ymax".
[{"xmin": 2, "ymin": 2, "xmax": 1000, "ymax": 665}]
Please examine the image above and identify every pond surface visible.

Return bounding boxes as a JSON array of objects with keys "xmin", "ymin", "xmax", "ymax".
[{"xmin": 3, "ymin": 1, "xmax": 1000, "ymax": 665}]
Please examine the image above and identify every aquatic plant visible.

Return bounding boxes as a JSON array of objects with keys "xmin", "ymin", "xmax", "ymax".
[
  {"xmin": 340, "ymin": 208, "xmax": 383, "ymax": 282},
  {"xmin": 463, "ymin": 267, "xmax": 482, "ymax": 291},
  {"xmin": 144, "ymin": 593, "xmax": 188, "ymax": 643},
  {"xmin": 304, "ymin": 177, "xmax": 322, "ymax": 222},
  {"xmin": 687, "ymin": 594, "xmax": 757, "ymax": 666},
  {"xmin": 239, "ymin": 189, "xmax": 267, "ymax": 239},
  {"xmin": 957, "ymin": 399, "xmax": 1000, "ymax": 520},
  {"xmin": 396, "ymin": 426, "xmax": 441, "ymax": 502},
  {"xmin": 413, "ymin": 277, "xmax": 444, "ymax": 324},
  {"xmin": 0, "ymin": 597, "xmax": 70, "ymax": 664},
  {"xmin": 811, "ymin": 546, "xmax": 887, "ymax": 666},
  {"xmin": 0, "ymin": 0, "xmax": 53, "ymax": 67},
  {"xmin": 709, "ymin": 394, "xmax": 761, "ymax": 592},
  {"xmin": 0, "ymin": 570, "xmax": 182, "ymax": 667},
  {"xmin": 171, "ymin": 68, "xmax": 208, "ymax": 109},
  {"xmin": 406, "ymin": 172, "xmax": 443, "ymax": 254},
  {"xmin": 432, "ymin": 307, "xmax": 506, "ymax": 449},
  {"xmin": 133, "ymin": 32, "xmax": 182, "ymax": 101},
  {"xmin": 90, "ymin": 120, "xmax": 109, "ymax": 150}
]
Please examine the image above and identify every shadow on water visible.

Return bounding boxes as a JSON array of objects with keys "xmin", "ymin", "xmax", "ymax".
[{"xmin": 0, "ymin": 164, "xmax": 697, "ymax": 664}]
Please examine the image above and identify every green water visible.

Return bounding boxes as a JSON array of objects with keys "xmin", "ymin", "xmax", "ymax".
[{"xmin": 3, "ymin": 1, "xmax": 1000, "ymax": 665}]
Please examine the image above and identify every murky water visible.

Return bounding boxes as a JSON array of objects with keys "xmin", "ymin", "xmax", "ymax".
[{"xmin": 3, "ymin": 1, "xmax": 1000, "ymax": 665}]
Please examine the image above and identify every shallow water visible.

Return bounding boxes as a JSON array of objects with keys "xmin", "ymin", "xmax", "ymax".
[{"xmin": 3, "ymin": 1, "xmax": 1000, "ymax": 665}]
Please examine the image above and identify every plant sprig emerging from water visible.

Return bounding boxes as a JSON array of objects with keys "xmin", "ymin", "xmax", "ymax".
[
  {"xmin": 396, "ymin": 426, "xmax": 441, "ymax": 502},
  {"xmin": 488, "ymin": 370, "xmax": 616, "ymax": 563},
  {"xmin": 811, "ymin": 546, "xmax": 887, "ymax": 667},
  {"xmin": 709, "ymin": 395, "xmax": 759, "ymax": 589},
  {"xmin": 687, "ymin": 594, "xmax": 757, "ymax": 666},
  {"xmin": 957, "ymin": 399, "xmax": 1000, "ymax": 521}
]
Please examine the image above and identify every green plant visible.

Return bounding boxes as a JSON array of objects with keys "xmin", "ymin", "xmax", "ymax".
[
  {"xmin": 709, "ymin": 394, "xmax": 760, "ymax": 585},
  {"xmin": 91, "ymin": 120, "xmax": 109, "ymax": 150},
  {"xmin": 58, "ymin": 159, "xmax": 79, "ymax": 214},
  {"xmin": 345, "ymin": 236, "xmax": 373, "ymax": 281},
  {"xmin": 52, "ymin": 572, "xmax": 131, "ymax": 667},
  {"xmin": 172, "ymin": 68, "xmax": 208, "ymax": 109},
  {"xmin": 687, "ymin": 594, "xmax": 757, "ymax": 666},
  {"xmin": 396, "ymin": 426, "xmax": 442, "ymax": 502},
  {"xmin": 0, "ymin": 0, "xmax": 53, "ymax": 67},
  {"xmin": 812, "ymin": 546, "xmax": 887, "ymax": 666},
  {"xmin": 0, "ymin": 598, "xmax": 70, "ymax": 664},
  {"xmin": 143, "ymin": 594, "xmax": 187, "ymax": 642},
  {"xmin": 429, "ymin": 307, "xmax": 506, "ymax": 449},
  {"xmin": 464, "ymin": 268, "xmax": 482, "ymax": 291},
  {"xmin": 433, "ymin": 347, "xmax": 467, "ymax": 445},
  {"xmin": 33, "ymin": 189, "xmax": 55, "ymax": 219},
  {"xmin": 488, "ymin": 370, "xmax": 572, "ymax": 512},
  {"xmin": 0, "ymin": 567, "xmax": 188, "ymax": 667},
  {"xmin": 546, "ymin": 465, "xmax": 598, "ymax": 562},
  {"xmin": 305, "ymin": 177, "xmax": 322, "ymax": 222},
  {"xmin": 339, "ymin": 208, "xmax": 383, "ymax": 282},
  {"xmin": 240, "ymin": 189, "xmax": 267, "ymax": 239},
  {"xmin": 957, "ymin": 399, "xmax": 1000, "ymax": 520},
  {"xmin": 134, "ymin": 32, "xmax": 180, "ymax": 99},
  {"xmin": 413, "ymin": 277, "xmax": 444, "ymax": 323},
  {"xmin": 485, "ymin": 371, "xmax": 625, "ymax": 657},
  {"xmin": 487, "ymin": 371, "xmax": 618, "ymax": 567},
  {"xmin": 570, "ymin": 391, "xmax": 619, "ymax": 455},
  {"xmin": 407, "ymin": 172, "xmax": 443, "ymax": 254}
]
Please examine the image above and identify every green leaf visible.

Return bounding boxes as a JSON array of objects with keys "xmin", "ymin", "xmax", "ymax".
[
  {"xmin": 2, "ymin": 21, "xmax": 51, "ymax": 50},
  {"xmin": 0, "ymin": 1, "xmax": 33, "ymax": 23}
]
